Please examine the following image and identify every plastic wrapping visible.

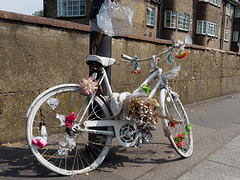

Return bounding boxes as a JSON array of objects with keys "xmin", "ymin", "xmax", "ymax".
[
  {"xmin": 90, "ymin": 0, "xmax": 136, "ymax": 37},
  {"xmin": 162, "ymin": 65, "xmax": 181, "ymax": 79}
]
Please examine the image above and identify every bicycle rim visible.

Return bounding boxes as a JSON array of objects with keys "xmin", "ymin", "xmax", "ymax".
[
  {"xmin": 163, "ymin": 93, "xmax": 193, "ymax": 158},
  {"xmin": 26, "ymin": 84, "xmax": 112, "ymax": 175}
]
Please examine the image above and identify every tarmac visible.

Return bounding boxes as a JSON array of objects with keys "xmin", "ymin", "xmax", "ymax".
[{"xmin": 0, "ymin": 92, "xmax": 240, "ymax": 180}]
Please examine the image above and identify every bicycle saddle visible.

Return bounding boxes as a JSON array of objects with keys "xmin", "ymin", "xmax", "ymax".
[{"xmin": 86, "ymin": 55, "xmax": 116, "ymax": 67}]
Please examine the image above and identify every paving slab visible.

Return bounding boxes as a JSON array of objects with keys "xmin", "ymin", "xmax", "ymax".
[{"xmin": 178, "ymin": 134, "xmax": 240, "ymax": 180}]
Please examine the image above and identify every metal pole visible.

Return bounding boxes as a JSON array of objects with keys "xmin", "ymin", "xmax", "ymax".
[{"xmin": 89, "ymin": 0, "xmax": 112, "ymax": 95}]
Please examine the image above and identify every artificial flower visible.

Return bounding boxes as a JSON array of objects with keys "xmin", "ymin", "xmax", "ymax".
[
  {"xmin": 185, "ymin": 123, "xmax": 192, "ymax": 132},
  {"xmin": 177, "ymin": 141, "xmax": 184, "ymax": 147},
  {"xmin": 174, "ymin": 51, "xmax": 188, "ymax": 59},
  {"xmin": 142, "ymin": 84, "xmax": 150, "ymax": 95},
  {"xmin": 32, "ymin": 137, "xmax": 47, "ymax": 148},
  {"xmin": 168, "ymin": 121, "xmax": 176, "ymax": 127},
  {"xmin": 65, "ymin": 112, "xmax": 76, "ymax": 128},
  {"xmin": 132, "ymin": 70, "xmax": 140, "ymax": 74},
  {"xmin": 79, "ymin": 77, "xmax": 98, "ymax": 95}
]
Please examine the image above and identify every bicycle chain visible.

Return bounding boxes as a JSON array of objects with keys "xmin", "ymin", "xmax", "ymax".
[{"xmin": 75, "ymin": 135, "xmax": 113, "ymax": 148}]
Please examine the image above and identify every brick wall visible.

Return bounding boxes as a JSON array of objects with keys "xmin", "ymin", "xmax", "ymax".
[{"xmin": 0, "ymin": 11, "xmax": 240, "ymax": 144}]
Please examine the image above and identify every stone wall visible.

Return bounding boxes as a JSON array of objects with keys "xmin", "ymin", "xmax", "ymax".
[{"xmin": 0, "ymin": 11, "xmax": 240, "ymax": 144}]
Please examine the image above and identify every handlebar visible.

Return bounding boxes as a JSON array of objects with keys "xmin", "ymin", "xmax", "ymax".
[{"xmin": 121, "ymin": 38, "xmax": 185, "ymax": 63}]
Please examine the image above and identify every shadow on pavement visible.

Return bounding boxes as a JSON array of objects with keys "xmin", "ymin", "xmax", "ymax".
[
  {"xmin": 0, "ymin": 146, "xmax": 61, "ymax": 178},
  {"xmin": 0, "ymin": 142, "xmax": 182, "ymax": 178}
]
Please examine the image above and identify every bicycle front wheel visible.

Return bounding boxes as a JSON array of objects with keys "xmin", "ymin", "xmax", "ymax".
[
  {"xmin": 162, "ymin": 90, "xmax": 193, "ymax": 158},
  {"xmin": 26, "ymin": 84, "xmax": 112, "ymax": 175}
]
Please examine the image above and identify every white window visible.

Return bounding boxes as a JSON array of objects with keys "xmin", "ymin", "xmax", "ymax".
[
  {"xmin": 178, "ymin": 12, "xmax": 190, "ymax": 31},
  {"xmin": 147, "ymin": 7, "xmax": 155, "ymax": 26},
  {"xmin": 218, "ymin": 0, "xmax": 221, "ymax": 7},
  {"xmin": 164, "ymin": 11, "xmax": 177, "ymax": 29},
  {"xmin": 224, "ymin": 29, "xmax": 229, "ymax": 41},
  {"xmin": 216, "ymin": 24, "xmax": 219, "ymax": 37},
  {"xmin": 210, "ymin": 0, "xmax": 218, "ymax": 6},
  {"xmin": 199, "ymin": 0, "xmax": 209, "ymax": 2},
  {"xmin": 57, "ymin": 0, "xmax": 86, "ymax": 17},
  {"xmin": 196, "ymin": 20, "xmax": 207, "ymax": 35},
  {"xmin": 233, "ymin": 31, "xmax": 239, "ymax": 42},
  {"xmin": 208, "ymin": 22, "xmax": 216, "ymax": 37},
  {"xmin": 226, "ymin": 3, "xmax": 231, "ymax": 16},
  {"xmin": 235, "ymin": 6, "xmax": 240, "ymax": 18}
]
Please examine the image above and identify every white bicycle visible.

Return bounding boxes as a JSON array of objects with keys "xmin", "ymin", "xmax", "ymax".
[{"xmin": 25, "ymin": 36, "xmax": 193, "ymax": 176}]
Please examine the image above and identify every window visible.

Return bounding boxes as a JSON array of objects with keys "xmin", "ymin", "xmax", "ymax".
[
  {"xmin": 178, "ymin": 12, "xmax": 190, "ymax": 31},
  {"xmin": 210, "ymin": 0, "xmax": 217, "ymax": 6},
  {"xmin": 235, "ymin": 6, "xmax": 240, "ymax": 18},
  {"xmin": 226, "ymin": 3, "xmax": 231, "ymax": 16},
  {"xmin": 216, "ymin": 24, "xmax": 219, "ymax": 37},
  {"xmin": 147, "ymin": 7, "xmax": 155, "ymax": 26},
  {"xmin": 224, "ymin": 29, "xmax": 229, "ymax": 41},
  {"xmin": 233, "ymin": 31, "xmax": 239, "ymax": 42},
  {"xmin": 196, "ymin": 20, "xmax": 207, "ymax": 35},
  {"xmin": 164, "ymin": 11, "xmax": 177, "ymax": 29},
  {"xmin": 208, "ymin": 22, "xmax": 216, "ymax": 37},
  {"xmin": 57, "ymin": 0, "xmax": 86, "ymax": 17},
  {"xmin": 218, "ymin": 0, "xmax": 221, "ymax": 7},
  {"xmin": 199, "ymin": 0, "xmax": 209, "ymax": 2}
]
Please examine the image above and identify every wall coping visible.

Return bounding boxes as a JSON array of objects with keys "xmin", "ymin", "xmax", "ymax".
[{"xmin": 0, "ymin": 10, "xmax": 239, "ymax": 56}]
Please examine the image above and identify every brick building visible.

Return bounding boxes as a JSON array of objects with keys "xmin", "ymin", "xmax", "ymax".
[{"xmin": 43, "ymin": 0, "xmax": 240, "ymax": 52}]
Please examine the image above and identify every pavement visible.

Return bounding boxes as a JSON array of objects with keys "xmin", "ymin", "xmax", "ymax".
[
  {"xmin": 178, "ymin": 134, "xmax": 240, "ymax": 180},
  {"xmin": 0, "ymin": 92, "xmax": 240, "ymax": 179}
]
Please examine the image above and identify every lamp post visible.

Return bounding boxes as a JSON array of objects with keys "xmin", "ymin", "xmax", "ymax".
[{"xmin": 89, "ymin": 0, "xmax": 112, "ymax": 95}]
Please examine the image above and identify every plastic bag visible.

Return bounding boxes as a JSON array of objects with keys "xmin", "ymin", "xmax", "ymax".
[{"xmin": 95, "ymin": 0, "xmax": 136, "ymax": 37}]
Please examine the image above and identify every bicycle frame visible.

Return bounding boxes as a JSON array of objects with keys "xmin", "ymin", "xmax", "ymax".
[{"xmin": 82, "ymin": 57, "xmax": 176, "ymax": 139}]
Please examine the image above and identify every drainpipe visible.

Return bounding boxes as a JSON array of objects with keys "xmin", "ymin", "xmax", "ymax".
[
  {"xmin": 220, "ymin": 1, "xmax": 229, "ymax": 50},
  {"xmin": 152, "ymin": 0, "xmax": 162, "ymax": 38}
]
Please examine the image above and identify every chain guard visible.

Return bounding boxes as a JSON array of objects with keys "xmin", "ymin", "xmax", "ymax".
[{"xmin": 115, "ymin": 121, "xmax": 139, "ymax": 147}]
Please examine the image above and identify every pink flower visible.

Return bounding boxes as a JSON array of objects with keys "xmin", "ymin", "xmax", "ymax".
[
  {"xmin": 79, "ymin": 77, "xmax": 98, "ymax": 95},
  {"xmin": 132, "ymin": 70, "xmax": 140, "ymax": 74},
  {"xmin": 32, "ymin": 137, "xmax": 47, "ymax": 148},
  {"xmin": 65, "ymin": 112, "xmax": 76, "ymax": 128},
  {"xmin": 177, "ymin": 133, "xmax": 184, "ymax": 138},
  {"xmin": 177, "ymin": 141, "xmax": 184, "ymax": 147}
]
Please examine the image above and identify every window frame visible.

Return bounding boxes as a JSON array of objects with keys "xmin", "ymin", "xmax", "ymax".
[
  {"xmin": 207, "ymin": 22, "xmax": 216, "ymax": 37},
  {"xmin": 196, "ymin": 20, "xmax": 207, "ymax": 35},
  {"xmin": 226, "ymin": 3, "xmax": 231, "ymax": 16},
  {"xmin": 216, "ymin": 24, "xmax": 219, "ymax": 38},
  {"xmin": 235, "ymin": 6, "xmax": 240, "ymax": 18},
  {"xmin": 164, "ymin": 10, "xmax": 177, "ymax": 29},
  {"xmin": 177, "ymin": 12, "xmax": 190, "ymax": 31},
  {"xmin": 199, "ymin": 0, "xmax": 209, "ymax": 2},
  {"xmin": 224, "ymin": 29, "xmax": 229, "ymax": 41},
  {"xmin": 233, "ymin": 31, "xmax": 239, "ymax": 42},
  {"xmin": 218, "ymin": 0, "xmax": 221, "ymax": 7},
  {"xmin": 57, "ymin": 0, "xmax": 86, "ymax": 17},
  {"xmin": 210, "ymin": 0, "xmax": 218, "ymax": 6},
  {"xmin": 146, "ymin": 7, "xmax": 155, "ymax": 27}
]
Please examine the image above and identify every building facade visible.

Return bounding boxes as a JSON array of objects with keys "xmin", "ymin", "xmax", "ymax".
[{"xmin": 44, "ymin": 0, "xmax": 240, "ymax": 52}]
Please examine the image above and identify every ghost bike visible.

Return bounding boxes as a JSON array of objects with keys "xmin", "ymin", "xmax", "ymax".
[{"xmin": 25, "ymin": 36, "xmax": 193, "ymax": 176}]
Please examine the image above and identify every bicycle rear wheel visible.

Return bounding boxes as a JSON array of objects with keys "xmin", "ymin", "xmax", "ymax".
[
  {"xmin": 162, "ymin": 91, "xmax": 193, "ymax": 158},
  {"xmin": 26, "ymin": 84, "xmax": 112, "ymax": 175}
]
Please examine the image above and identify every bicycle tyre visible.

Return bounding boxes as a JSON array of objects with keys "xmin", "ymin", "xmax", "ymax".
[
  {"xmin": 26, "ymin": 84, "xmax": 112, "ymax": 175},
  {"xmin": 161, "ymin": 89, "xmax": 193, "ymax": 158}
]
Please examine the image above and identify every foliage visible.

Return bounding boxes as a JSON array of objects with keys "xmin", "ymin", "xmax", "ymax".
[{"xmin": 32, "ymin": 10, "xmax": 44, "ymax": 17}]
